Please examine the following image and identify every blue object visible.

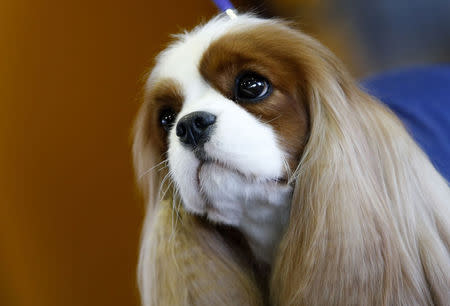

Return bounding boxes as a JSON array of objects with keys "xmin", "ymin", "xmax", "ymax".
[
  {"xmin": 361, "ymin": 66, "xmax": 450, "ymax": 181},
  {"xmin": 211, "ymin": 0, "xmax": 235, "ymax": 12}
]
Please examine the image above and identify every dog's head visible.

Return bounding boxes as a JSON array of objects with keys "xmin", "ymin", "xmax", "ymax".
[{"xmin": 133, "ymin": 14, "xmax": 342, "ymax": 226}]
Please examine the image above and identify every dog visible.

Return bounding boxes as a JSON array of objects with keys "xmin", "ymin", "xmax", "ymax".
[{"xmin": 133, "ymin": 13, "xmax": 450, "ymax": 305}]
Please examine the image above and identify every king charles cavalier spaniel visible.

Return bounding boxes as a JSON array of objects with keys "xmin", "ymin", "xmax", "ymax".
[{"xmin": 133, "ymin": 13, "xmax": 450, "ymax": 306}]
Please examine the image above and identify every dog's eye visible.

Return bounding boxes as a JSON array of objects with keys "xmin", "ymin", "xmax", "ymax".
[
  {"xmin": 234, "ymin": 72, "xmax": 272, "ymax": 102},
  {"xmin": 159, "ymin": 108, "xmax": 177, "ymax": 132}
]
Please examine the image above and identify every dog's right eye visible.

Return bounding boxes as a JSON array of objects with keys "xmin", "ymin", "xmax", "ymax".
[{"xmin": 159, "ymin": 108, "xmax": 177, "ymax": 132}]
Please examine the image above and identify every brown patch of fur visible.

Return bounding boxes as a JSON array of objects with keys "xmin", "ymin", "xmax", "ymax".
[
  {"xmin": 132, "ymin": 78, "xmax": 183, "ymax": 204},
  {"xmin": 144, "ymin": 78, "xmax": 184, "ymax": 155}
]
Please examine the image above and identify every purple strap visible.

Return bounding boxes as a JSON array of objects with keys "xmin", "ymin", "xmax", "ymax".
[{"xmin": 211, "ymin": 0, "xmax": 235, "ymax": 12}]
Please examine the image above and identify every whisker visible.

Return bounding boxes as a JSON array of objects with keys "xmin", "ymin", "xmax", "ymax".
[
  {"xmin": 157, "ymin": 170, "xmax": 173, "ymax": 200},
  {"xmin": 260, "ymin": 114, "xmax": 282, "ymax": 125},
  {"xmin": 170, "ymin": 184, "xmax": 183, "ymax": 240},
  {"xmin": 170, "ymin": 185, "xmax": 176, "ymax": 238},
  {"xmin": 282, "ymin": 155, "xmax": 293, "ymax": 182},
  {"xmin": 159, "ymin": 175, "xmax": 174, "ymax": 201},
  {"xmin": 138, "ymin": 158, "xmax": 169, "ymax": 179}
]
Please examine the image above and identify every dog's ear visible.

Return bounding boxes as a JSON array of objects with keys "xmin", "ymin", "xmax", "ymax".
[
  {"xmin": 270, "ymin": 26, "xmax": 450, "ymax": 305},
  {"xmin": 138, "ymin": 200, "xmax": 265, "ymax": 306},
  {"xmin": 132, "ymin": 94, "xmax": 161, "ymax": 208}
]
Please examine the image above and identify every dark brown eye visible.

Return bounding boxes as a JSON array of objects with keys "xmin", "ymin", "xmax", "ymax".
[
  {"xmin": 234, "ymin": 72, "xmax": 272, "ymax": 102},
  {"xmin": 159, "ymin": 108, "xmax": 177, "ymax": 132}
]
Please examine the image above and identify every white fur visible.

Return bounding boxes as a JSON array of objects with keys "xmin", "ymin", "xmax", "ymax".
[{"xmin": 147, "ymin": 14, "xmax": 292, "ymax": 262}]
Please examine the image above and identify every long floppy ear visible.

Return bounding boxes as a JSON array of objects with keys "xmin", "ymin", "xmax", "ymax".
[
  {"xmin": 132, "ymin": 84, "xmax": 264, "ymax": 306},
  {"xmin": 270, "ymin": 29, "xmax": 450, "ymax": 305}
]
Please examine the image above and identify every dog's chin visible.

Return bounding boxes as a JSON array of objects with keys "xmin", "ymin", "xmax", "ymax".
[
  {"xmin": 177, "ymin": 149, "xmax": 289, "ymax": 227},
  {"xmin": 194, "ymin": 161, "xmax": 247, "ymax": 226}
]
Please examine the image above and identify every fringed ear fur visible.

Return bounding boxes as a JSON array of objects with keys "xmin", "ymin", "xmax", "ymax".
[
  {"xmin": 138, "ymin": 199, "xmax": 264, "ymax": 306},
  {"xmin": 270, "ymin": 33, "xmax": 450, "ymax": 305}
]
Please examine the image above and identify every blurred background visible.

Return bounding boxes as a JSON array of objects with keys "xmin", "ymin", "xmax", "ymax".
[{"xmin": 1, "ymin": 0, "xmax": 448, "ymax": 306}]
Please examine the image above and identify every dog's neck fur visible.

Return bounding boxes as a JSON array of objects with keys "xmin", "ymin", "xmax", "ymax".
[
  {"xmin": 237, "ymin": 186, "xmax": 292, "ymax": 264},
  {"xmin": 196, "ymin": 162, "xmax": 293, "ymax": 265}
]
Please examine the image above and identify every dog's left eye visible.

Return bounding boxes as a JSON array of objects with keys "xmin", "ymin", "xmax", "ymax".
[
  {"xmin": 159, "ymin": 108, "xmax": 177, "ymax": 132},
  {"xmin": 234, "ymin": 72, "xmax": 272, "ymax": 102}
]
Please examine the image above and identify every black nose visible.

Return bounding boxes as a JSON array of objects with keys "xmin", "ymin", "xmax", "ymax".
[{"xmin": 176, "ymin": 111, "xmax": 216, "ymax": 148}]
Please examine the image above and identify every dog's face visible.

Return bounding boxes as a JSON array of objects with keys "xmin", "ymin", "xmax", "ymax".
[{"xmin": 143, "ymin": 15, "xmax": 309, "ymax": 226}]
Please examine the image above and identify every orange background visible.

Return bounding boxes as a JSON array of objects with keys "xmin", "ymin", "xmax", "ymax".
[{"xmin": 0, "ymin": 1, "xmax": 216, "ymax": 306}]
